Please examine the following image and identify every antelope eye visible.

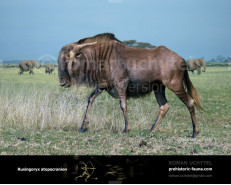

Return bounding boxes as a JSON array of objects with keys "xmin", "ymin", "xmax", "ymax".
[{"xmin": 76, "ymin": 53, "xmax": 82, "ymax": 58}]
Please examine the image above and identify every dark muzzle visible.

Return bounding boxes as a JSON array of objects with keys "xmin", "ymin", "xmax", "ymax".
[{"xmin": 59, "ymin": 78, "xmax": 71, "ymax": 88}]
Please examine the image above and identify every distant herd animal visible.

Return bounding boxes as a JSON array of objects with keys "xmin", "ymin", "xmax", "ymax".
[
  {"xmin": 187, "ymin": 58, "xmax": 206, "ymax": 75},
  {"xmin": 18, "ymin": 60, "xmax": 55, "ymax": 75},
  {"xmin": 18, "ymin": 60, "xmax": 40, "ymax": 75},
  {"xmin": 45, "ymin": 65, "xmax": 55, "ymax": 74},
  {"xmin": 58, "ymin": 33, "xmax": 203, "ymax": 138}
]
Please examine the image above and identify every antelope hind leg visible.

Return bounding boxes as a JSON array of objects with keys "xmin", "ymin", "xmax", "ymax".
[{"xmin": 150, "ymin": 85, "xmax": 169, "ymax": 132}]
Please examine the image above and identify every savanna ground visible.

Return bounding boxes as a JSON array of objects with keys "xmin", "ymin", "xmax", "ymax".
[{"xmin": 0, "ymin": 66, "xmax": 231, "ymax": 155}]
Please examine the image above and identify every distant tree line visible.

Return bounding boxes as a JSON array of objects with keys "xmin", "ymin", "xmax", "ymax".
[
  {"xmin": 123, "ymin": 40, "xmax": 156, "ymax": 49},
  {"xmin": 207, "ymin": 55, "xmax": 231, "ymax": 63}
]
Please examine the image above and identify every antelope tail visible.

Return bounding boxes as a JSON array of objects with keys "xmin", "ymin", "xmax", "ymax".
[{"xmin": 184, "ymin": 70, "xmax": 203, "ymax": 110}]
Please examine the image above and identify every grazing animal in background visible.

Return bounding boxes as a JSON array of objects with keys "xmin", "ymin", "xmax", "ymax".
[
  {"xmin": 18, "ymin": 60, "xmax": 40, "ymax": 75},
  {"xmin": 187, "ymin": 58, "xmax": 206, "ymax": 75},
  {"xmin": 58, "ymin": 33, "xmax": 202, "ymax": 138},
  {"xmin": 45, "ymin": 65, "xmax": 55, "ymax": 74}
]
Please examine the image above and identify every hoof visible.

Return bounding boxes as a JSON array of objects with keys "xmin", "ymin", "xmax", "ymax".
[
  {"xmin": 149, "ymin": 127, "xmax": 157, "ymax": 132},
  {"xmin": 122, "ymin": 129, "xmax": 130, "ymax": 134},
  {"xmin": 192, "ymin": 131, "xmax": 199, "ymax": 138},
  {"xmin": 80, "ymin": 128, "xmax": 88, "ymax": 133}
]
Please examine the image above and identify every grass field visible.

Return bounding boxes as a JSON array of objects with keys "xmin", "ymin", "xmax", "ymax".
[{"xmin": 0, "ymin": 67, "xmax": 231, "ymax": 155}]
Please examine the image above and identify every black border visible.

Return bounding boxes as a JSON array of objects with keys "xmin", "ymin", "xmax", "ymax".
[{"xmin": 0, "ymin": 155, "xmax": 230, "ymax": 184}]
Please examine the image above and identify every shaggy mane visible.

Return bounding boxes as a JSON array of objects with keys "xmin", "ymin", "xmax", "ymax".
[{"xmin": 76, "ymin": 33, "xmax": 122, "ymax": 44}]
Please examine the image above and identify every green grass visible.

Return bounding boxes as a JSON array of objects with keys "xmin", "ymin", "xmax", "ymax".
[{"xmin": 0, "ymin": 67, "xmax": 231, "ymax": 155}]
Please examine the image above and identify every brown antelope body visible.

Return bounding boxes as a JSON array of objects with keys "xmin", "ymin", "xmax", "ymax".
[{"xmin": 58, "ymin": 33, "xmax": 202, "ymax": 138}]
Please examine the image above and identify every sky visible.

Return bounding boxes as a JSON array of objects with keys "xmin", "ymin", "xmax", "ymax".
[{"xmin": 0, "ymin": 0, "xmax": 231, "ymax": 61}]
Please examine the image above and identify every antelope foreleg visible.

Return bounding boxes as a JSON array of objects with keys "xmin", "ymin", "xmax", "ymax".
[{"xmin": 80, "ymin": 88, "xmax": 104, "ymax": 132}]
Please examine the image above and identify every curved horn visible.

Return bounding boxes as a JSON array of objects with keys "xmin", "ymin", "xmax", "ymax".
[{"xmin": 73, "ymin": 42, "xmax": 97, "ymax": 52}]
